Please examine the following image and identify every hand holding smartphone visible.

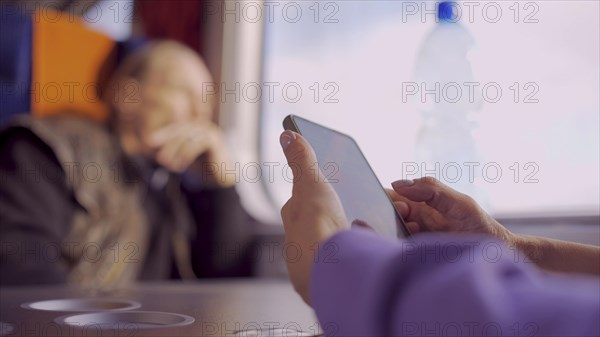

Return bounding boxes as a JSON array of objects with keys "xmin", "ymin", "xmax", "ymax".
[{"xmin": 283, "ymin": 115, "xmax": 411, "ymax": 239}]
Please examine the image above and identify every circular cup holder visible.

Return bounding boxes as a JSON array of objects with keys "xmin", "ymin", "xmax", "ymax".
[
  {"xmin": 21, "ymin": 298, "xmax": 141, "ymax": 312},
  {"xmin": 55, "ymin": 311, "xmax": 195, "ymax": 330}
]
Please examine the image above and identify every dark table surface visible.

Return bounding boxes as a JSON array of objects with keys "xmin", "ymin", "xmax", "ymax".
[{"xmin": 0, "ymin": 279, "xmax": 323, "ymax": 337}]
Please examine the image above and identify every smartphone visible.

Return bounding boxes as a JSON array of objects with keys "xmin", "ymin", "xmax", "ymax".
[{"xmin": 283, "ymin": 114, "xmax": 411, "ymax": 239}]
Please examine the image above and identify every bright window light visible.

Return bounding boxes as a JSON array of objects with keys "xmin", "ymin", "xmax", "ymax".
[{"xmin": 259, "ymin": 1, "xmax": 599, "ymax": 218}]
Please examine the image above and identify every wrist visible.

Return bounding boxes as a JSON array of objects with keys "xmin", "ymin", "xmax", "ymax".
[
  {"xmin": 488, "ymin": 219, "xmax": 544, "ymax": 263},
  {"xmin": 487, "ymin": 216, "xmax": 514, "ymax": 245},
  {"xmin": 509, "ymin": 233, "xmax": 544, "ymax": 264}
]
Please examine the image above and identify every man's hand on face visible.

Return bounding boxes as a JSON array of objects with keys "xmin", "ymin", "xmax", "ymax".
[
  {"xmin": 147, "ymin": 121, "xmax": 220, "ymax": 173},
  {"xmin": 279, "ymin": 130, "xmax": 349, "ymax": 305},
  {"xmin": 145, "ymin": 120, "xmax": 236, "ymax": 188}
]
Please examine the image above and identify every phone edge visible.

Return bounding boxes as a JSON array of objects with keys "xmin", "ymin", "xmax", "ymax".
[{"xmin": 282, "ymin": 114, "xmax": 299, "ymax": 133}]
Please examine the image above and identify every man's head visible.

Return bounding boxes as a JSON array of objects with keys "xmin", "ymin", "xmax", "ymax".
[{"xmin": 106, "ymin": 40, "xmax": 215, "ymax": 157}]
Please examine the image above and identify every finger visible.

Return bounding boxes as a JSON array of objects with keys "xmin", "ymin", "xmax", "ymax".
[
  {"xmin": 279, "ymin": 131, "xmax": 322, "ymax": 194},
  {"xmin": 392, "ymin": 194, "xmax": 448, "ymax": 232},
  {"xmin": 147, "ymin": 123, "xmax": 184, "ymax": 147},
  {"xmin": 393, "ymin": 200, "xmax": 410, "ymax": 218},
  {"xmin": 391, "ymin": 177, "xmax": 467, "ymax": 215},
  {"xmin": 386, "ymin": 188, "xmax": 410, "ymax": 202},
  {"xmin": 387, "ymin": 189, "xmax": 414, "ymax": 219},
  {"xmin": 174, "ymin": 134, "xmax": 212, "ymax": 168},
  {"xmin": 148, "ymin": 121, "xmax": 210, "ymax": 147},
  {"xmin": 167, "ymin": 147, "xmax": 205, "ymax": 173},
  {"xmin": 155, "ymin": 136, "xmax": 190, "ymax": 172},
  {"xmin": 154, "ymin": 124, "xmax": 214, "ymax": 171},
  {"xmin": 405, "ymin": 221, "xmax": 421, "ymax": 234}
]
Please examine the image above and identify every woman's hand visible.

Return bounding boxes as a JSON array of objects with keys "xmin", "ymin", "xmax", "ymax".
[
  {"xmin": 389, "ymin": 177, "xmax": 513, "ymax": 242},
  {"xmin": 390, "ymin": 177, "xmax": 600, "ymax": 275},
  {"xmin": 279, "ymin": 131, "xmax": 349, "ymax": 305}
]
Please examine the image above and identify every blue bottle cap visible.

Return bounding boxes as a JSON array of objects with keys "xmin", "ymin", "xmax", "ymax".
[{"xmin": 438, "ymin": 1, "xmax": 457, "ymax": 22}]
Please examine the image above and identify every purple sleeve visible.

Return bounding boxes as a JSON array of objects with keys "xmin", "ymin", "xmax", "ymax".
[{"xmin": 310, "ymin": 230, "xmax": 600, "ymax": 337}]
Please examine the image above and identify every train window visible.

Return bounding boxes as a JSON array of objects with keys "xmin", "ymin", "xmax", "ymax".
[{"xmin": 256, "ymin": 1, "xmax": 599, "ymax": 220}]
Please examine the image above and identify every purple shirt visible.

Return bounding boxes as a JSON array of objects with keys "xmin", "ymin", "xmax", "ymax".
[{"xmin": 311, "ymin": 230, "xmax": 600, "ymax": 337}]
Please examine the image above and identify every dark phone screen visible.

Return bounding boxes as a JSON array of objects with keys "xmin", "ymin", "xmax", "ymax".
[{"xmin": 289, "ymin": 116, "xmax": 409, "ymax": 238}]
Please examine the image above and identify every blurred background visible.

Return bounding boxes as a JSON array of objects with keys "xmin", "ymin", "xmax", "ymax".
[{"xmin": 1, "ymin": 0, "xmax": 598, "ymax": 277}]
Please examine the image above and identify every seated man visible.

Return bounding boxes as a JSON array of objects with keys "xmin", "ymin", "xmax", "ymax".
[{"xmin": 0, "ymin": 41, "xmax": 253, "ymax": 288}]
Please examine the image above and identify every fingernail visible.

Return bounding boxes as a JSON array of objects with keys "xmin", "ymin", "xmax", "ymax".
[
  {"xmin": 392, "ymin": 179, "xmax": 414, "ymax": 188},
  {"xmin": 351, "ymin": 219, "xmax": 375, "ymax": 232},
  {"xmin": 280, "ymin": 131, "xmax": 296, "ymax": 150}
]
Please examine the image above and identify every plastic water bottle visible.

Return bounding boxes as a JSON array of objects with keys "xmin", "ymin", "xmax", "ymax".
[{"xmin": 412, "ymin": 1, "xmax": 489, "ymax": 209}]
